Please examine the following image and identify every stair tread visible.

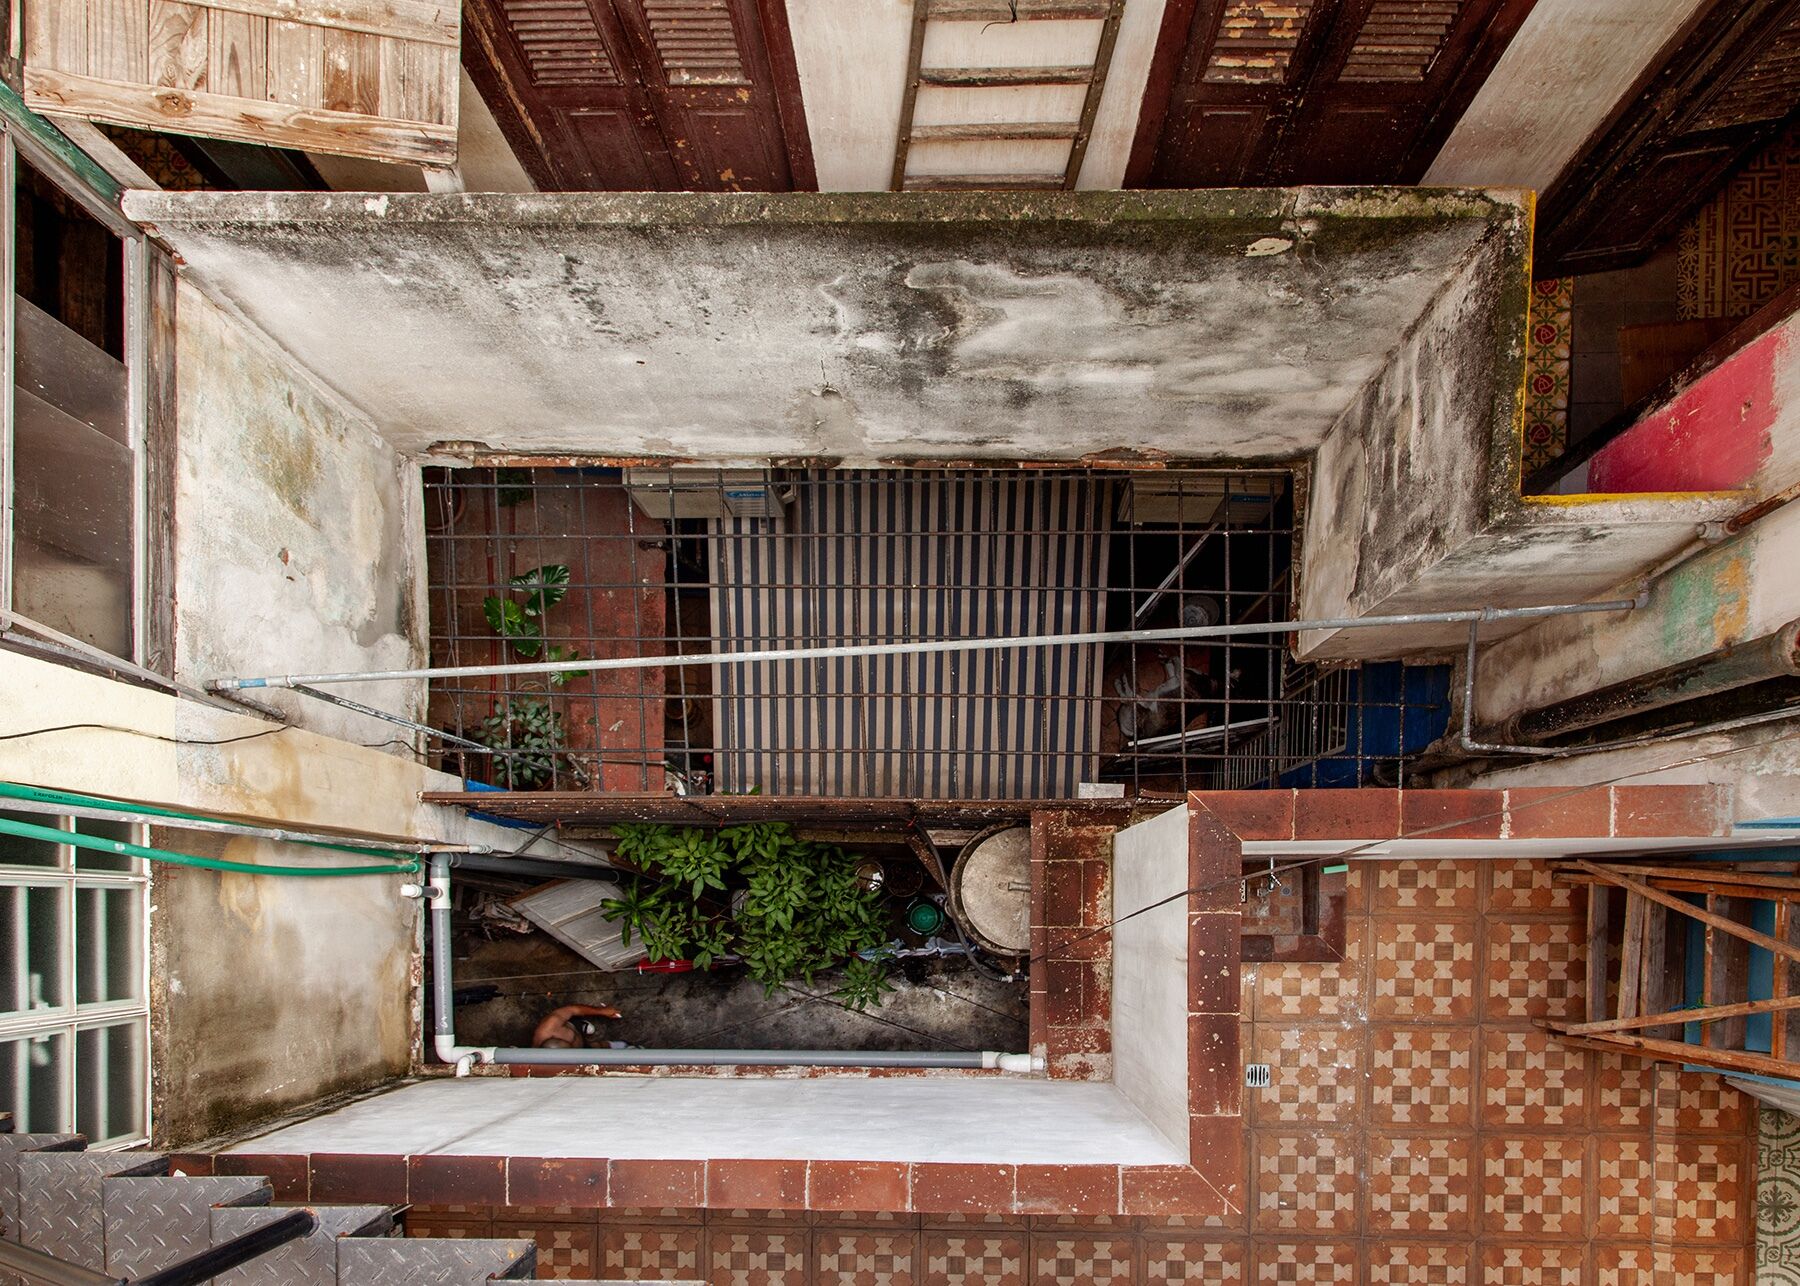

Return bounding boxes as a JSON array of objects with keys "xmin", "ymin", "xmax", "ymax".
[
  {"xmin": 918, "ymin": 64, "xmax": 1092, "ymax": 86},
  {"xmin": 337, "ymin": 1237, "xmax": 538, "ymax": 1284},
  {"xmin": 18, "ymin": 1152, "xmax": 170, "ymax": 1269},
  {"xmin": 211, "ymin": 1204, "xmax": 399, "ymax": 1286},
  {"xmin": 103, "ymin": 1174, "xmax": 272, "ymax": 1280}
]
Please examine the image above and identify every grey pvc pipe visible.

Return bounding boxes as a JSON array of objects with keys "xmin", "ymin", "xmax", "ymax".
[
  {"xmin": 448, "ymin": 851, "xmax": 621, "ymax": 881},
  {"xmin": 210, "ymin": 599, "xmax": 1640, "ymax": 690}
]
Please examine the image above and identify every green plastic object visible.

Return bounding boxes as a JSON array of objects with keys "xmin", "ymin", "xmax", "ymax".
[
  {"xmin": 906, "ymin": 899, "xmax": 945, "ymax": 935},
  {"xmin": 0, "ymin": 815, "xmax": 417, "ymax": 878}
]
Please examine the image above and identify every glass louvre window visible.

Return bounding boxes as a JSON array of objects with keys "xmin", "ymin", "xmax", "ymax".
[{"xmin": 0, "ymin": 813, "xmax": 149, "ymax": 1145}]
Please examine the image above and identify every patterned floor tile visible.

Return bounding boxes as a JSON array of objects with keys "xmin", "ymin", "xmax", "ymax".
[
  {"xmin": 1365, "ymin": 1242, "xmax": 1470, "ymax": 1285},
  {"xmin": 708, "ymin": 1227, "xmax": 809, "ymax": 1286},
  {"xmin": 1371, "ymin": 919, "xmax": 1477, "ymax": 1021},
  {"xmin": 1482, "ymin": 860, "xmax": 1578, "ymax": 914},
  {"xmin": 1249, "ymin": 1241, "xmax": 1359, "ymax": 1285},
  {"xmin": 1370, "ymin": 861, "xmax": 1479, "ymax": 914},
  {"xmin": 1656, "ymin": 1135, "xmax": 1746, "ymax": 1242},
  {"xmin": 1369, "ymin": 1027, "xmax": 1474, "ymax": 1128},
  {"xmin": 1252, "ymin": 1131, "xmax": 1360, "ymax": 1234},
  {"xmin": 1479, "ymin": 1135, "xmax": 1585, "ymax": 1238},
  {"xmin": 1029, "ymin": 1233, "xmax": 1135, "ymax": 1284},
  {"xmin": 1655, "ymin": 1246, "xmax": 1746, "ymax": 1284},
  {"xmin": 1478, "ymin": 1028, "xmax": 1590, "ymax": 1129},
  {"xmin": 490, "ymin": 1221, "xmax": 598, "ymax": 1280},
  {"xmin": 1654, "ymin": 1066, "xmax": 1749, "ymax": 1134},
  {"xmin": 920, "ymin": 1232, "xmax": 1027, "ymax": 1286},
  {"xmin": 1591, "ymin": 1136, "xmax": 1656, "ymax": 1239},
  {"xmin": 601, "ymin": 1224, "xmax": 704, "ymax": 1280},
  {"xmin": 1593, "ymin": 1053, "xmax": 1656, "ymax": 1130},
  {"xmin": 814, "ymin": 1229, "xmax": 916, "ymax": 1286},
  {"xmin": 1482, "ymin": 919, "xmax": 1584, "ymax": 1023},
  {"xmin": 1480, "ymin": 1243, "xmax": 1584, "ymax": 1285},
  {"xmin": 1256, "ymin": 941, "xmax": 1364, "ymax": 1023},
  {"xmin": 1251, "ymin": 1024, "xmax": 1363, "ymax": 1126},
  {"xmin": 1139, "ymin": 1237, "xmax": 1247, "ymax": 1284},
  {"xmin": 1364, "ymin": 1135, "xmax": 1472, "ymax": 1235},
  {"xmin": 1759, "ymin": 1108, "xmax": 1800, "ymax": 1286},
  {"xmin": 405, "ymin": 1218, "xmax": 490, "ymax": 1239}
]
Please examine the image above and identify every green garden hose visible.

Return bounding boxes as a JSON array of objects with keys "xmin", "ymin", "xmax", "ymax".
[{"xmin": 0, "ymin": 814, "xmax": 418, "ymax": 877}]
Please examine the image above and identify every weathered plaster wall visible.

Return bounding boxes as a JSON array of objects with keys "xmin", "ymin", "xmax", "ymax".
[
  {"xmin": 174, "ymin": 282, "xmax": 427, "ymax": 740},
  {"xmin": 0, "ymin": 648, "xmax": 536, "ymax": 1146},
  {"xmin": 124, "ymin": 189, "xmax": 1510, "ymax": 465},
  {"xmin": 1111, "ymin": 803, "xmax": 1189, "ymax": 1156},
  {"xmin": 1297, "ymin": 215, "xmax": 1735, "ymax": 658}
]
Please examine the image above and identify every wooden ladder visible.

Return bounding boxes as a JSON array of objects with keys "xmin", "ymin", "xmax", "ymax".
[
  {"xmin": 1550, "ymin": 859, "xmax": 1800, "ymax": 1079},
  {"xmin": 890, "ymin": 0, "xmax": 1125, "ymax": 192}
]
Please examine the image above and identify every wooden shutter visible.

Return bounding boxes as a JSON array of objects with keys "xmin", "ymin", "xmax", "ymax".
[
  {"xmin": 23, "ymin": 0, "xmax": 459, "ymax": 166},
  {"xmin": 1134, "ymin": 0, "xmax": 1535, "ymax": 186}
]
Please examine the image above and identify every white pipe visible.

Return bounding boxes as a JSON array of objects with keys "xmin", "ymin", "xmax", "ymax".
[{"xmin": 211, "ymin": 599, "xmax": 1639, "ymax": 691}]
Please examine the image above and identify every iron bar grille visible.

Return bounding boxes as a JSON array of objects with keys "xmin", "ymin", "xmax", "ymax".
[{"xmin": 423, "ymin": 466, "xmax": 1445, "ymax": 797}]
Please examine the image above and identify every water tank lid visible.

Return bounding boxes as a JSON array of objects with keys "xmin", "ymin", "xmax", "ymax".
[{"xmin": 953, "ymin": 826, "xmax": 1032, "ymax": 956}]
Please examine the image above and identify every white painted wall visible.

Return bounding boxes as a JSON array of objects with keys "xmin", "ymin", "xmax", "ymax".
[
  {"xmin": 1110, "ymin": 803, "xmax": 1189, "ymax": 1157},
  {"xmin": 230, "ymin": 1075, "xmax": 1190, "ymax": 1164},
  {"xmin": 1423, "ymin": 0, "xmax": 1707, "ymax": 192}
]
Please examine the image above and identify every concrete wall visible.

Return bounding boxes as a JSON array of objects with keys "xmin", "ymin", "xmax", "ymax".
[
  {"xmin": 0, "ymin": 648, "xmax": 529, "ymax": 1146},
  {"xmin": 173, "ymin": 282, "xmax": 428, "ymax": 742},
  {"xmin": 1110, "ymin": 804, "xmax": 1189, "ymax": 1156}
]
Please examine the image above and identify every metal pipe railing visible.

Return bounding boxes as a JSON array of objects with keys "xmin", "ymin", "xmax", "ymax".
[
  {"xmin": 0, "ymin": 1209, "xmax": 315, "ymax": 1286},
  {"xmin": 208, "ymin": 600, "xmax": 1640, "ymax": 691}
]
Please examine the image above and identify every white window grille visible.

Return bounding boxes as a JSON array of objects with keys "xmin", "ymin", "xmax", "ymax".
[{"xmin": 0, "ymin": 808, "xmax": 150, "ymax": 1147}]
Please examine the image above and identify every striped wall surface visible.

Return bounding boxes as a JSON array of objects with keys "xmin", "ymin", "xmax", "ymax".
[{"xmin": 709, "ymin": 472, "xmax": 1111, "ymax": 797}]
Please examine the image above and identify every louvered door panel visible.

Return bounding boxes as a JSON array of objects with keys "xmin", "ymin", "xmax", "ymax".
[
  {"xmin": 1139, "ymin": 0, "xmax": 1535, "ymax": 186},
  {"xmin": 24, "ymin": 0, "xmax": 458, "ymax": 164}
]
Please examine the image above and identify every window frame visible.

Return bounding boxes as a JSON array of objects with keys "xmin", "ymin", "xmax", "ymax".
[
  {"xmin": 0, "ymin": 120, "xmax": 150, "ymax": 670},
  {"xmin": 0, "ymin": 812, "xmax": 152, "ymax": 1148}
]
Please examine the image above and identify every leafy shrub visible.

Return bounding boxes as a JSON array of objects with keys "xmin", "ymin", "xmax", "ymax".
[
  {"xmin": 473, "ymin": 698, "xmax": 573, "ymax": 790},
  {"xmin": 483, "ymin": 563, "xmax": 582, "ymax": 682},
  {"xmin": 603, "ymin": 821, "xmax": 892, "ymax": 1004}
]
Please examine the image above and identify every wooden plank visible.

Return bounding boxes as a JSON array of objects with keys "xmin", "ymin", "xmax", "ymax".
[
  {"xmin": 88, "ymin": 0, "xmax": 151, "ymax": 84},
  {"xmin": 918, "ymin": 64, "xmax": 1092, "ymax": 86},
  {"xmin": 149, "ymin": 1, "xmax": 210, "ymax": 91},
  {"xmin": 377, "ymin": 36, "xmax": 453, "ymax": 129},
  {"xmin": 1586, "ymin": 882, "xmax": 1612, "ymax": 1025},
  {"xmin": 267, "ymin": 19, "xmax": 323, "ymax": 106},
  {"xmin": 1565, "ymin": 863, "xmax": 1800, "ymax": 893},
  {"xmin": 207, "ymin": 6, "xmax": 267, "ymax": 98},
  {"xmin": 1062, "ymin": 0, "xmax": 1120, "ymax": 188},
  {"xmin": 1563, "ymin": 990, "xmax": 1800, "ymax": 1037},
  {"xmin": 23, "ymin": 66, "xmax": 457, "ymax": 164},
  {"xmin": 1546, "ymin": 1028, "xmax": 1800, "ymax": 1081},
  {"xmin": 1641, "ymin": 900, "xmax": 1672, "ymax": 1039},
  {"xmin": 1559, "ymin": 872, "xmax": 1800, "ymax": 904},
  {"xmin": 888, "ymin": 0, "xmax": 930, "ymax": 192},
  {"xmin": 902, "ymin": 172, "xmax": 1068, "ymax": 189},
  {"xmin": 26, "ymin": 0, "xmax": 89, "ymax": 75},
  {"xmin": 909, "ymin": 121, "xmax": 1080, "ymax": 140},
  {"xmin": 42, "ymin": 115, "xmax": 162, "ymax": 187},
  {"xmin": 1617, "ymin": 890, "xmax": 1646, "ymax": 1022},
  {"xmin": 928, "ymin": 0, "xmax": 1112, "ymax": 18},
  {"xmin": 1574, "ymin": 862, "xmax": 1800, "ymax": 967},
  {"xmin": 1777, "ymin": 899, "xmax": 1791, "ymax": 1060},
  {"xmin": 166, "ymin": 0, "xmax": 456, "ymax": 48},
  {"xmin": 320, "ymin": 27, "xmax": 383, "ymax": 115},
  {"xmin": 1714, "ymin": 893, "xmax": 1752, "ymax": 1051}
]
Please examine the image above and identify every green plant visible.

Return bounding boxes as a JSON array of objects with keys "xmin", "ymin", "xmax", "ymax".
[
  {"xmin": 472, "ymin": 698, "xmax": 569, "ymax": 789},
  {"xmin": 601, "ymin": 821, "xmax": 893, "ymax": 1003},
  {"xmin": 495, "ymin": 468, "xmax": 533, "ymax": 507},
  {"xmin": 483, "ymin": 564, "xmax": 582, "ymax": 682}
]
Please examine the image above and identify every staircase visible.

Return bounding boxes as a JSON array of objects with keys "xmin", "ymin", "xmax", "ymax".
[{"xmin": 0, "ymin": 1114, "xmax": 647, "ymax": 1284}]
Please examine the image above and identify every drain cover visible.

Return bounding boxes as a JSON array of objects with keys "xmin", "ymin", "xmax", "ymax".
[{"xmin": 1245, "ymin": 1063, "xmax": 1272, "ymax": 1088}]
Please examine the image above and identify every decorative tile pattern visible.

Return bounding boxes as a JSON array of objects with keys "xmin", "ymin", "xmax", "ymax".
[
  {"xmin": 1256, "ymin": 957, "xmax": 1362, "ymax": 1023},
  {"xmin": 1251, "ymin": 1241, "xmax": 1360, "ymax": 1284},
  {"xmin": 1593, "ymin": 1053, "xmax": 1656, "ymax": 1130},
  {"xmin": 1252, "ymin": 1132, "xmax": 1359, "ymax": 1234},
  {"xmin": 1483, "ymin": 919, "xmax": 1583, "ymax": 1023},
  {"xmin": 1365, "ymin": 1135, "xmax": 1472, "ymax": 1235},
  {"xmin": 601, "ymin": 1225, "xmax": 703, "ymax": 1279},
  {"xmin": 1480, "ymin": 1136, "xmax": 1585, "ymax": 1238},
  {"xmin": 1141, "ymin": 1237, "xmax": 1247, "ymax": 1284},
  {"xmin": 1480, "ymin": 1242, "xmax": 1584, "ymax": 1285},
  {"xmin": 1654, "ymin": 1066, "xmax": 1749, "ymax": 1134},
  {"xmin": 1758, "ymin": 1107, "xmax": 1800, "ymax": 1285},
  {"xmin": 1479, "ymin": 1028, "xmax": 1589, "ymax": 1129},
  {"xmin": 1371, "ymin": 919, "xmax": 1477, "ymax": 1021},
  {"xmin": 1369, "ymin": 1027, "xmax": 1473, "ymax": 1128},
  {"xmin": 921, "ymin": 1233, "xmax": 1027, "ymax": 1286},
  {"xmin": 490, "ymin": 1221, "xmax": 597, "ymax": 1278},
  {"xmin": 1366, "ymin": 1242, "xmax": 1470, "ymax": 1285},
  {"xmin": 709, "ymin": 1227, "xmax": 809, "ymax": 1285},
  {"xmin": 1523, "ymin": 277, "xmax": 1573, "ymax": 475},
  {"xmin": 1251, "ymin": 1024, "xmax": 1362, "ymax": 1125},
  {"xmin": 1677, "ymin": 117, "xmax": 1800, "ymax": 319},
  {"xmin": 814, "ymin": 1230, "xmax": 916, "ymax": 1286},
  {"xmin": 1591, "ymin": 1135, "xmax": 1656, "ymax": 1239},
  {"xmin": 1029, "ymin": 1234, "xmax": 1134, "ymax": 1285},
  {"xmin": 1372, "ymin": 861, "xmax": 1478, "ymax": 913},
  {"xmin": 1481, "ymin": 860, "xmax": 1575, "ymax": 914},
  {"xmin": 1656, "ymin": 1136, "xmax": 1745, "ymax": 1242}
]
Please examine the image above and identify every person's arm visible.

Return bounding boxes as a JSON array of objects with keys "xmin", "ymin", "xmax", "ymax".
[{"xmin": 532, "ymin": 1003, "xmax": 621, "ymax": 1048}]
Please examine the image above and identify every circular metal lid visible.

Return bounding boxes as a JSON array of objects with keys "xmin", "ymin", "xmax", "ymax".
[{"xmin": 952, "ymin": 826, "xmax": 1032, "ymax": 956}]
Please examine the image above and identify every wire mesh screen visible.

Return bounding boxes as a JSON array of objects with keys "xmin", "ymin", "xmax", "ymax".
[{"xmin": 423, "ymin": 466, "xmax": 1447, "ymax": 796}]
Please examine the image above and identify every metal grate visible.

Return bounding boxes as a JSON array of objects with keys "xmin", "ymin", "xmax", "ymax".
[{"xmin": 423, "ymin": 466, "xmax": 1443, "ymax": 797}]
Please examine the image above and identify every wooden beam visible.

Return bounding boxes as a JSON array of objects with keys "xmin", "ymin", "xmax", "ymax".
[
  {"xmin": 902, "ymin": 172, "xmax": 1068, "ymax": 190},
  {"xmin": 42, "ymin": 116, "xmax": 160, "ymax": 189},
  {"xmin": 889, "ymin": 0, "xmax": 932, "ymax": 192},
  {"xmin": 909, "ymin": 122, "xmax": 1081, "ymax": 141},
  {"xmin": 1617, "ymin": 890, "xmax": 1646, "ymax": 1022},
  {"xmin": 1542, "ymin": 1029, "xmax": 1800, "ymax": 1081},
  {"xmin": 1777, "ymin": 899, "xmax": 1791, "ymax": 1060},
  {"xmin": 1063, "ymin": 0, "xmax": 1123, "ymax": 189},
  {"xmin": 1586, "ymin": 883, "xmax": 1612, "ymax": 1026},
  {"xmin": 1561, "ymin": 990, "xmax": 1800, "ymax": 1037},
  {"xmin": 1574, "ymin": 861, "xmax": 1800, "ymax": 967},
  {"xmin": 1560, "ymin": 862, "xmax": 1800, "ymax": 893},
  {"xmin": 917, "ymin": 65, "xmax": 1093, "ymax": 86}
]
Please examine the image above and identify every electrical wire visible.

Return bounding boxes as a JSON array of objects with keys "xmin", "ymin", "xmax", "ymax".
[
  {"xmin": 0, "ymin": 722, "xmax": 289, "ymax": 746},
  {"xmin": 1034, "ymin": 720, "xmax": 1800, "ymax": 967}
]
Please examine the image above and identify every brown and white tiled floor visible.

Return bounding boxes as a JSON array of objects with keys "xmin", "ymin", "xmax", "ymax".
[{"xmin": 407, "ymin": 859, "xmax": 1757, "ymax": 1283}]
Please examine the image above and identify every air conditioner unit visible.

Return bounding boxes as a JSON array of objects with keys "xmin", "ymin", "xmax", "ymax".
[
  {"xmin": 624, "ymin": 468, "xmax": 787, "ymax": 521},
  {"xmin": 1119, "ymin": 472, "xmax": 1284, "ymax": 526}
]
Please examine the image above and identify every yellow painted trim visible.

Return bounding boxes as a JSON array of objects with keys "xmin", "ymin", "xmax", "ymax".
[
  {"xmin": 1521, "ymin": 489, "xmax": 1745, "ymax": 506},
  {"xmin": 1514, "ymin": 191, "xmax": 1535, "ymax": 495}
]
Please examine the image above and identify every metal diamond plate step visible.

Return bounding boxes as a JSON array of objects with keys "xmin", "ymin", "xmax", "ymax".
[
  {"xmin": 210, "ymin": 1204, "xmax": 397, "ymax": 1286},
  {"xmin": 0, "ymin": 1133, "xmax": 82, "ymax": 1240},
  {"xmin": 337, "ymin": 1237, "xmax": 537, "ymax": 1284},
  {"xmin": 100, "ymin": 1174, "xmax": 270, "ymax": 1278},
  {"xmin": 17, "ymin": 1151, "xmax": 168, "ymax": 1269}
]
